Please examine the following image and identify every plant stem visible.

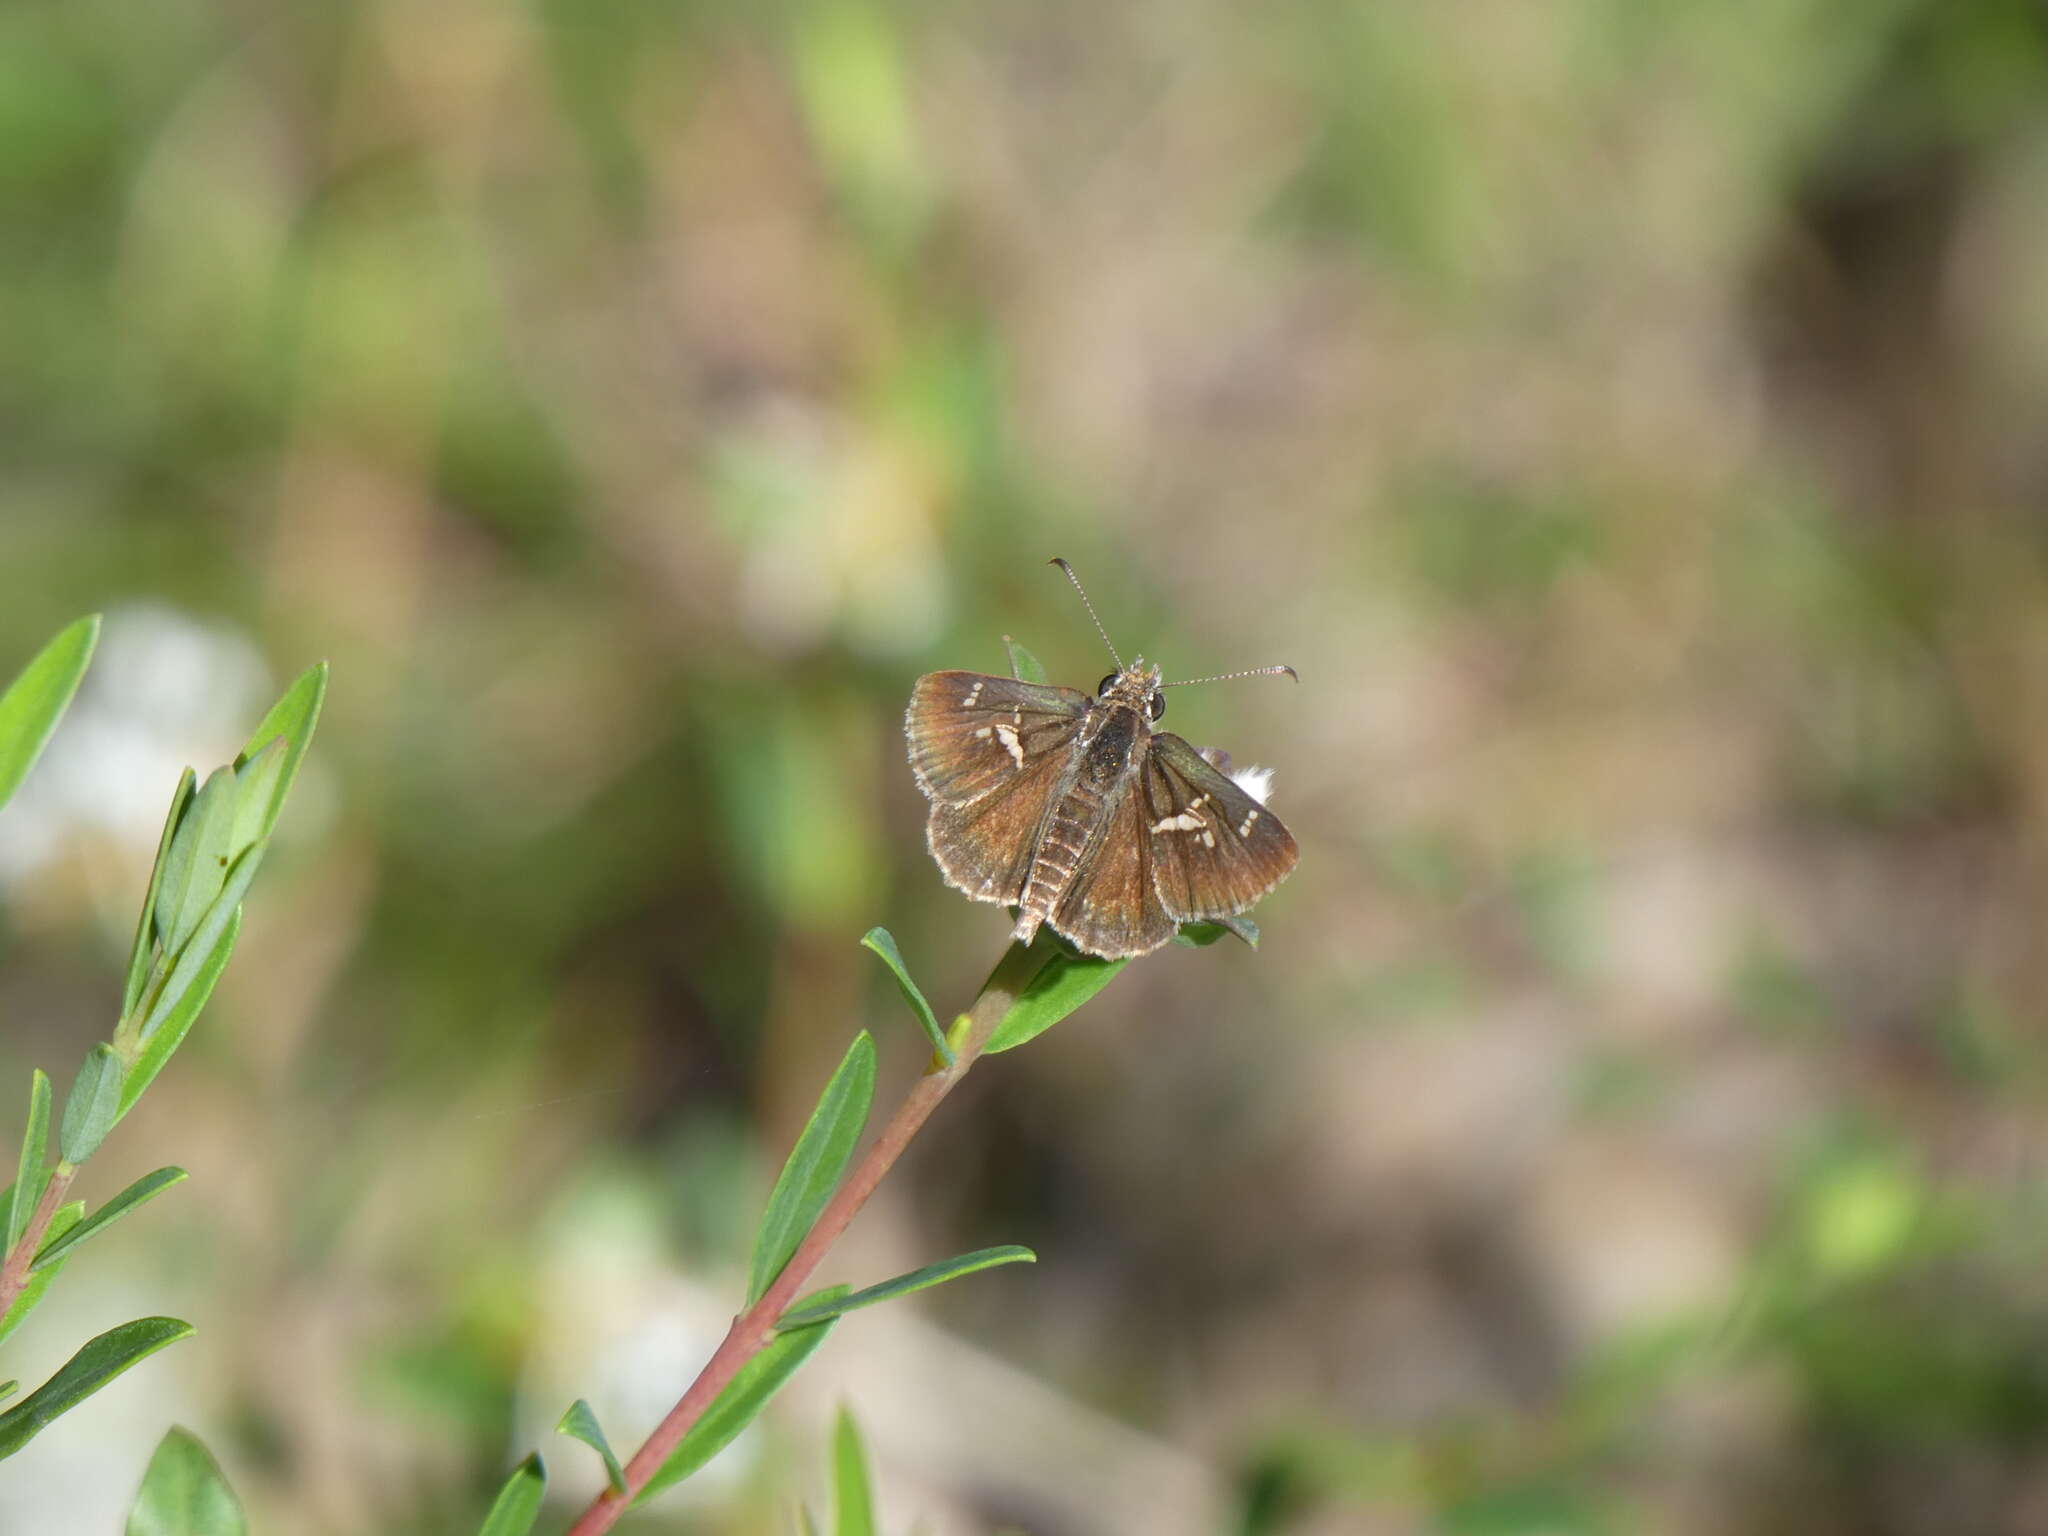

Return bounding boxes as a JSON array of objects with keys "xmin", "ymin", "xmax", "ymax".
[
  {"xmin": 561, "ymin": 941, "xmax": 1040, "ymax": 1536},
  {"xmin": 0, "ymin": 1162, "xmax": 77, "ymax": 1318}
]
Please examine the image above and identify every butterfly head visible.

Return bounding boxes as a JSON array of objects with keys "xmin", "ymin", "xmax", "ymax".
[{"xmin": 1097, "ymin": 658, "xmax": 1166, "ymax": 722}]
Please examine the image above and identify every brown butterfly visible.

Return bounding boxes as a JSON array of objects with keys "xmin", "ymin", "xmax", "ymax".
[{"xmin": 905, "ymin": 560, "xmax": 1299, "ymax": 959}]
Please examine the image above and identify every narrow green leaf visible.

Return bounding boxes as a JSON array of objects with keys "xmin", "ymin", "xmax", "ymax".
[
  {"xmin": 152, "ymin": 767, "xmax": 238, "ymax": 962},
  {"xmin": 776, "ymin": 1246, "xmax": 1036, "ymax": 1329},
  {"xmin": 1003, "ymin": 635, "xmax": 1048, "ymax": 685},
  {"xmin": 120, "ymin": 910, "xmax": 239, "ymax": 1119},
  {"xmin": 0, "ymin": 615, "xmax": 98, "ymax": 815},
  {"xmin": 833, "ymin": 1408, "xmax": 876, "ymax": 1536},
  {"xmin": 0, "ymin": 1316, "xmax": 193, "ymax": 1460},
  {"xmin": 225, "ymin": 738, "xmax": 286, "ymax": 870},
  {"xmin": 984, "ymin": 953, "xmax": 1130, "ymax": 1054},
  {"xmin": 860, "ymin": 928, "xmax": 950, "ymax": 1064},
  {"xmin": 60, "ymin": 1044, "xmax": 124, "ymax": 1165},
  {"xmin": 8, "ymin": 1070, "xmax": 52, "ymax": 1253},
  {"xmin": 556, "ymin": 1398, "xmax": 625, "ymax": 1495},
  {"xmin": 126, "ymin": 1425, "xmax": 247, "ymax": 1536},
  {"xmin": 1173, "ymin": 915, "xmax": 1258, "ymax": 949},
  {"xmin": 0, "ymin": 1383, "xmax": 14, "ymax": 1402},
  {"xmin": 0, "ymin": 1202, "xmax": 80, "ymax": 1349},
  {"xmin": 476, "ymin": 1452, "xmax": 546, "ymax": 1536},
  {"xmin": 747, "ymin": 1034, "xmax": 876, "ymax": 1305},
  {"xmin": 637, "ymin": 1287, "xmax": 848, "ymax": 1503},
  {"xmin": 139, "ymin": 841, "xmax": 264, "ymax": 1044},
  {"xmin": 232, "ymin": 661, "xmax": 326, "ymax": 849},
  {"xmin": 122, "ymin": 770, "xmax": 196, "ymax": 1022},
  {"xmin": 33, "ymin": 1168, "xmax": 188, "ymax": 1272}
]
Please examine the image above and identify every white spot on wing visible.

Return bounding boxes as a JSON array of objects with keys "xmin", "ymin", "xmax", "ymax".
[
  {"xmin": 1150, "ymin": 811, "xmax": 1206, "ymax": 833},
  {"xmin": 994, "ymin": 722, "xmax": 1026, "ymax": 769}
]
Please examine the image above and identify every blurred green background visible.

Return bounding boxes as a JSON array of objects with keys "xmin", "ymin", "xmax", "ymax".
[{"xmin": 5, "ymin": 0, "xmax": 2048, "ymax": 1531}]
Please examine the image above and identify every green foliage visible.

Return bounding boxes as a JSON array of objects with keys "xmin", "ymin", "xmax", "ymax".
[
  {"xmin": 135, "ymin": 841, "xmax": 266, "ymax": 1046},
  {"xmin": 0, "ymin": 1317, "xmax": 193, "ymax": 1460},
  {"xmin": 59, "ymin": 1043, "xmax": 123, "ymax": 1165},
  {"xmin": 0, "ymin": 615, "xmax": 97, "ymax": 814},
  {"xmin": 556, "ymin": 1397, "xmax": 625, "ymax": 1495},
  {"xmin": 637, "ymin": 1287, "xmax": 848, "ymax": 1504},
  {"xmin": 747, "ymin": 1033, "xmax": 877, "ymax": 1306},
  {"xmin": 121, "ymin": 772, "xmax": 196, "ymax": 1021},
  {"xmin": 118, "ymin": 913, "xmax": 240, "ymax": 1118},
  {"xmin": 832, "ymin": 1407, "xmax": 877, "ymax": 1536},
  {"xmin": 0, "ymin": 1202, "xmax": 81, "ymax": 1350},
  {"xmin": 776, "ymin": 1245, "xmax": 1035, "ymax": 1330},
  {"xmin": 33, "ymin": 1168, "xmax": 188, "ymax": 1272},
  {"xmin": 860, "ymin": 928, "xmax": 950, "ymax": 1063},
  {"xmin": 984, "ymin": 950, "xmax": 1130, "ymax": 1055},
  {"xmin": 476, "ymin": 1453, "xmax": 547, "ymax": 1536},
  {"xmin": 126, "ymin": 1426, "xmax": 247, "ymax": 1536},
  {"xmin": 7, "ymin": 1071, "xmax": 51, "ymax": 1252},
  {"xmin": 1003, "ymin": 636, "xmax": 1049, "ymax": 685}
]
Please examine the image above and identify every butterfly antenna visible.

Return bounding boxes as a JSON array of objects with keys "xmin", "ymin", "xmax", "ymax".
[
  {"xmin": 1048, "ymin": 557, "xmax": 1122, "ymax": 670},
  {"xmin": 1160, "ymin": 664, "xmax": 1300, "ymax": 687}
]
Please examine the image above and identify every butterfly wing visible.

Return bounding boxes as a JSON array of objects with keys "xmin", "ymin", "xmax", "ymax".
[
  {"xmin": 1050, "ymin": 785, "xmax": 1178, "ymax": 958},
  {"xmin": 908, "ymin": 670, "xmax": 1089, "ymax": 908},
  {"xmin": 1143, "ymin": 732, "xmax": 1299, "ymax": 921},
  {"xmin": 906, "ymin": 670, "xmax": 1090, "ymax": 807}
]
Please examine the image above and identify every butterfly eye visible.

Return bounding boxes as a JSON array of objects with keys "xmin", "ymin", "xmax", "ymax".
[
  {"xmin": 1097, "ymin": 673, "xmax": 1119, "ymax": 698},
  {"xmin": 1148, "ymin": 691, "xmax": 1166, "ymax": 721}
]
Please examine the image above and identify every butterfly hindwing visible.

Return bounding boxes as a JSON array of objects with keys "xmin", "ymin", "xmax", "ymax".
[
  {"xmin": 905, "ymin": 670, "xmax": 1089, "ymax": 808},
  {"xmin": 924, "ymin": 742, "xmax": 1070, "ymax": 906},
  {"xmin": 1143, "ymin": 732, "xmax": 1299, "ymax": 921},
  {"xmin": 1053, "ymin": 783, "xmax": 1177, "ymax": 958}
]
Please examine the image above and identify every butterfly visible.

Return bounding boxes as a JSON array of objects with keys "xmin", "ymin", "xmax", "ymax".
[{"xmin": 905, "ymin": 560, "xmax": 1299, "ymax": 959}]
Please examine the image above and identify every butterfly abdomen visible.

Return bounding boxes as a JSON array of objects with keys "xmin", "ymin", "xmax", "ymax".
[{"xmin": 1012, "ymin": 782, "xmax": 1104, "ymax": 944}]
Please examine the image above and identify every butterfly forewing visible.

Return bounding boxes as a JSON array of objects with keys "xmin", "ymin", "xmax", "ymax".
[
  {"xmin": 1143, "ymin": 733, "xmax": 1299, "ymax": 921},
  {"xmin": 906, "ymin": 670, "xmax": 1089, "ymax": 807}
]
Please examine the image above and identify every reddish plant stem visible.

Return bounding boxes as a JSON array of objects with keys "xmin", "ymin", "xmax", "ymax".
[
  {"xmin": 562, "ymin": 945, "xmax": 1038, "ymax": 1536},
  {"xmin": 0, "ymin": 1163, "xmax": 78, "ymax": 1318}
]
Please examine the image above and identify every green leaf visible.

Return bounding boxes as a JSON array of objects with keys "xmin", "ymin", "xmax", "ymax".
[
  {"xmin": 1003, "ymin": 635, "xmax": 1048, "ymax": 685},
  {"xmin": 0, "ymin": 1382, "xmax": 14, "ymax": 1401},
  {"xmin": 122, "ymin": 771, "xmax": 196, "ymax": 1022},
  {"xmin": 860, "ymin": 928, "xmax": 950, "ymax": 1064},
  {"xmin": 60, "ymin": 1044, "xmax": 124, "ymax": 1165},
  {"xmin": 126, "ymin": 1425, "xmax": 247, "ymax": 1536},
  {"xmin": 476, "ymin": 1452, "xmax": 546, "ymax": 1536},
  {"xmin": 225, "ymin": 739, "xmax": 286, "ymax": 872},
  {"xmin": 0, "ymin": 615, "xmax": 98, "ymax": 815},
  {"xmin": 8, "ymin": 1070, "xmax": 52, "ymax": 1254},
  {"xmin": 776, "ymin": 1245, "xmax": 1035, "ymax": 1329},
  {"xmin": 556, "ymin": 1398, "xmax": 625, "ymax": 1495},
  {"xmin": 1173, "ymin": 917, "xmax": 1260, "ymax": 948},
  {"xmin": 138, "ymin": 841, "xmax": 264, "ymax": 1045},
  {"xmin": 153, "ymin": 766, "xmax": 239, "ymax": 963},
  {"xmin": 638, "ymin": 1287, "xmax": 848, "ymax": 1503},
  {"xmin": 232, "ymin": 661, "xmax": 326, "ymax": 850},
  {"xmin": 120, "ymin": 910, "xmax": 240, "ymax": 1119},
  {"xmin": 0, "ymin": 1202, "xmax": 80, "ymax": 1349},
  {"xmin": 984, "ymin": 952, "xmax": 1130, "ymax": 1054},
  {"xmin": 834, "ymin": 1407, "xmax": 876, "ymax": 1536},
  {"xmin": 33, "ymin": 1167, "xmax": 188, "ymax": 1272},
  {"xmin": 0, "ymin": 1316, "xmax": 194, "ymax": 1460},
  {"xmin": 747, "ymin": 1033, "xmax": 876, "ymax": 1305}
]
